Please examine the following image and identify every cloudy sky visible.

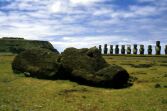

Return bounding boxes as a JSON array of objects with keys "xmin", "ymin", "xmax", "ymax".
[{"xmin": 0, "ymin": 0, "xmax": 167, "ymax": 52}]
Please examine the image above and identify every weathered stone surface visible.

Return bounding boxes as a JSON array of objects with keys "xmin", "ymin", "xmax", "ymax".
[
  {"xmin": 155, "ymin": 41, "xmax": 161, "ymax": 55},
  {"xmin": 12, "ymin": 48, "xmax": 61, "ymax": 79},
  {"xmin": 127, "ymin": 45, "xmax": 131, "ymax": 54},
  {"xmin": 165, "ymin": 45, "xmax": 167, "ymax": 55},
  {"xmin": 99, "ymin": 45, "xmax": 102, "ymax": 54},
  {"xmin": 148, "ymin": 45, "xmax": 152, "ymax": 55},
  {"xmin": 61, "ymin": 47, "xmax": 108, "ymax": 74},
  {"xmin": 156, "ymin": 41, "xmax": 160, "ymax": 46},
  {"xmin": 61, "ymin": 47, "xmax": 130, "ymax": 88},
  {"xmin": 121, "ymin": 45, "xmax": 125, "ymax": 54},
  {"xmin": 140, "ymin": 45, "xmax": 144, "ymax": 55},
  {"xmin": 104, "ymin": 44, "xmax": 108, "ymax": 54},
  {"xmin": 133, "ymin": 44, "xmax": 137, "ymax": 54},
  {"xmin": 95, "ymin": 65, "xmax": 129, "ymax": 88},
  {"xmin": 115, "ymin": 45, "xmax": 119, "ymax": 54},
  {"xmin": 12, "ymin": 47, "xmax": 130, "ymax": 88},
  {"xmin": 110, "ymin": 45, "xmax": 113, "ymax": 54}
]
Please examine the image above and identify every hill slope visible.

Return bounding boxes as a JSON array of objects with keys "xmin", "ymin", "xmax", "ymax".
[{"xmin": 0, "ymin": 37, "xmax": 55, "ymax": 53}]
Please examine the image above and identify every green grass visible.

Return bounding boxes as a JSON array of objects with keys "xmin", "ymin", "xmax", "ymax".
[{"xmin": 0, "ymin": 55, "xmax": 167, "ymax": 111}]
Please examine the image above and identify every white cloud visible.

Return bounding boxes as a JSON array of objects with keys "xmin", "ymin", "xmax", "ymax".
[
  {"xmin": 130, "ymin": 5, "xmax": 157, "ymax": 16},
  {"xmin": 70, "ymin": 0, "xmax": 100, "ymax": 5},
  {"xmin": 93, "ymin": 8, "xmax": 114, "ymax": 16},
  {"xmin": 137, "ymin": 0, "xmax": 156, "ymax": 2},
  {"xmin": 51, "ymin": 35, "xmax": 133, "ymax": 51},
  {"xmin": 49, "ymin": 0, "xmax": 103, "ymax": 14},
  {"xmin": 49, "ymin": 0, "xmax": 69, "ymax": 13}
]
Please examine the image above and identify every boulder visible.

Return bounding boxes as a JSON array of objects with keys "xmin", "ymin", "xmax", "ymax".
[
  {"xmin": 61, "ymin": 47, "xmax": 130, "ymax": 88},
  {"xmin": 61, "ymin": 47, "xmax": 108, "ymax": 73},
  {"xmin": 12, "ymin": 48, "xmax": 61, "ymax": 79},
  {"xmin": 95, "ymin": 65, "xmax": 129, "ymax": 88}
]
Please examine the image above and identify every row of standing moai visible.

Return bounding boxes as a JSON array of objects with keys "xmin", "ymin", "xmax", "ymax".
[{"xmin": 99, "ymin": 41, "xmax": 167, "ymax": 55}]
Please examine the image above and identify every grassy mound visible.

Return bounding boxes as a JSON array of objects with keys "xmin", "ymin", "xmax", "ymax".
[{"xmin": 0, "ymin": 38, "xmax": 59, "ymax": 54}]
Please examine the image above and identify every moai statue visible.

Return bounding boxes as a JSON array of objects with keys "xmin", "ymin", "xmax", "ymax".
[
  {"xmin": 104, "ymin": 44, "xmax": 108, "ymax": 54},
  {"xmin": 165, "ymin": 45, "xmax": 167, "ymax": 55},
  {"xmin": 140, "ymin": 45, "xmax": 144, "ymax": 55},
  {"xmin": 148, "ymin": 45, "xmax": 152, "ymax": 55},
  {"xmin": 133, "ymin": 44, "xmax": 138, "ymax": 54},
  {"xmin": 127, "ymin": 45, "xmax": 131, "ymax": 54},
  {"xmin": 110, "ymin": 45, "xmax": 113, "ymax": 54},
  {"xmin": 155, "ymin": 41, "xmax": 161, "ymax": 55},
  {"xmin": 115, "ymin": 45, "xmax": 119, "ymax": 54},
  {"xmin": 99, "ymin": 45, "xmax": 102, "ymax": 54},
  {"xmin": 121, "ymin": 45, "xmax": 125, "ymax": 54}
]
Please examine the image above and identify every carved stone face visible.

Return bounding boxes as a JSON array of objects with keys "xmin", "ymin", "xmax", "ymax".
[
  {"xmin": 156, "ymin": 41, "xmax": 160, "ymax": 46},
  {"xmin": 134, "ymin": 44, "xmax": 137, "ymax": 48},
  {"xmin": 110, "ymin": 45, "xmax": 113, "ymax": 49},
  {"xmin": 148, "ymin": 45, "xmax": 152, "ymax": 49},
  {"xmin": 121, "ymin": 45, "xmax": 125, "ymax": 49}
]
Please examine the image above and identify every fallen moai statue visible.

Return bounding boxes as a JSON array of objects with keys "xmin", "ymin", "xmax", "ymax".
[{"xmin": 12, "ymin": 47, "xmax": 130, "ymax": 88}]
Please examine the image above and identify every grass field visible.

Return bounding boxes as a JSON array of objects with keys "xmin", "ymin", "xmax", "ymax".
[{"xmin": 0, "ymin": 55, "xmax": 167, "ymax": 111}]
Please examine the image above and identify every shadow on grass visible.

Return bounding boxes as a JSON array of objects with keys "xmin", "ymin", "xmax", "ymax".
[
  {"xmin": 16, "ymin": 72, "xmax": 135, "ymax": 89},
  {"xmin": 13, "ymin": 67, "xmax": 135, "ymax": 89},
  {"xmin": 30, "ymin": 75, "xmax": 135, "ymax": 89},
  {"xmin": 121, "ymin": 63, "xmax": 153, "ymax": 68}
]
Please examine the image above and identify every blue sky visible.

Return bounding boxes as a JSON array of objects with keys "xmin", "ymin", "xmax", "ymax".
[{"xmin": 0, "ymin": 0, "xmax": 167, "ymax": 52}]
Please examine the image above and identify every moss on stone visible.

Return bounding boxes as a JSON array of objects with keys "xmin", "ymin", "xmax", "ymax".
[
  {"xmin": 12, "ymin": 47, "xmax": 130, "ymax": 88},
  {"xmin": 12, "ymin": 48, "xmax": 61, "ymax": 79},
  {"xmin": 61, "ymin": 47, "xmax": 130, "ymax": 88}
]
